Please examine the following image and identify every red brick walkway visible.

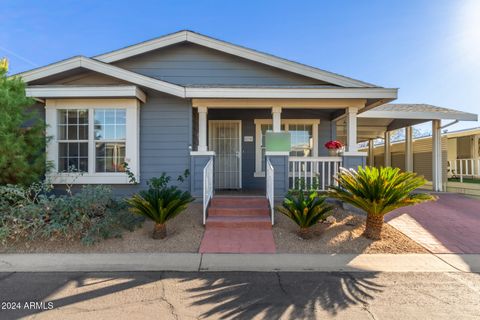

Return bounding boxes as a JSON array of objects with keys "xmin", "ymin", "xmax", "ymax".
[
  {"xmin": 199, "ymin": 196, "xmax": 276, "ymax": 253},
  {"xmin": 386, "ymin": 193, "xmax": 480, "ymax": 253}
]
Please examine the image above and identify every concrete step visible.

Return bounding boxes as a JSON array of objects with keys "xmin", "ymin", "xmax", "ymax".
[
  {"xmin": 210, "ymin": 196, "xmax": 268, "ymax": 207},
  {"xmin": 205, "ymin": 216, "xmax": 272, "ymax": 229},
  {"xmin": 208, "ymin": 206, "xmax": 270, "ymax": 217}
]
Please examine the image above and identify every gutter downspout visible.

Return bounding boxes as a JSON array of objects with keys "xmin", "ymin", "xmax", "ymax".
[{"xmin": 441, "ymin": 120, "xmax": 459, "ymax": 130}]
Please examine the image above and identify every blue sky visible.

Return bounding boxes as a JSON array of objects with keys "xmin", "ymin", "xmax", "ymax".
[{"xmin": 2, "ymin": 0, "xmax": 479, "ymax": 132}]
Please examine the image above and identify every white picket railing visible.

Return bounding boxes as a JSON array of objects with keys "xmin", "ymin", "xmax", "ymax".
[
  {"xmin": 448, "ymin": 158, "xmax": 480, "ymax": 183},
  {"xmin": 289, "ymin": 156, "xmax": 342, "ymax": 191},
  {"xmin": 266, "ymin": 158, "xmax": 275, "ymax": 225},
  {"xmin": 202, "ymin": 158, "xmax": 214, "ymax": 225}
]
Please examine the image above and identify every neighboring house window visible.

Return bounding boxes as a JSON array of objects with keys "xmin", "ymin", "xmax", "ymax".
[
  {"xmin": 254, "ymin": 119, "xmax": 319, "ymax": 177},
  {"xmin": 45, "ymin": 99, "xmax": 140, "ymax": 184}
]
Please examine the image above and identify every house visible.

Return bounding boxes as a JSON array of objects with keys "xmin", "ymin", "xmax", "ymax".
[
  {"xmin": 16, "ymin": 31, "xmax": 478, "ymax": 211},
  {"xmin": 360, "ymin": 126, "xmax": 480, "ymax": 196}
]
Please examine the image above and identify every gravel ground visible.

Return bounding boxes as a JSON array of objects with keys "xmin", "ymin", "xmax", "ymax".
[
  {"xmin": 0, "ymin": 203, "xmax": 204, "ymax": 253},
  {"xmin": 273, "ymin": 206, "xmax": 428, "ymax": 254},
  {"xmin": 1, "ymin": 203, "xmax": 427, "ymax": 254}
]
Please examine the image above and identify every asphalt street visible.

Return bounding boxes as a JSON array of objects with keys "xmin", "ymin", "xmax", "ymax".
[{"xmin": 0, "ymin": 271, "xmax": 479, "ymax": 319}]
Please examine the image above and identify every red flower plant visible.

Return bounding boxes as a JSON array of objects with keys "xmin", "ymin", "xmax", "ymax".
[{"xmin": 324, "ymin": 140, "xmax": 343, "ymax": 150}]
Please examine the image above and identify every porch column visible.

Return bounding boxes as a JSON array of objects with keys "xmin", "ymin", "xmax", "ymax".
[
  {"xmin": 198, "ymin": 106, "xmax": 208, "ymax": 152},
  {"xmin": 368, "ymin": 139, "xmax": 375, "ymax": 166},
  {"xmin": 272, "ymin": 106, "xmax": 282, "ymax": 132},
  {"xmin": 432, "ymin": 120, "xmax": 443, "ymax": 191},
  {"xmin": 384, "ymin": 131, "xmax": 391, "ymax": 167},
  {"xmin": 405, "ymin": 126, "xmax": 414, "ymax": 171},
  {"xmin": 346, "ymin": 107, "xmax": 358, "ymax": 152}
]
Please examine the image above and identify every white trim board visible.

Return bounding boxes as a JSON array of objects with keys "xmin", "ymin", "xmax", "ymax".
[
  {"xmin": 185, "ymin": 87, "xmax": 398, "ymax": 99},
  {"xmin": 359, "ymin": 110, "xmax": 478, "ymax": 121},
  {"xmin": 94, "ymin": 30, "xmax": 377, "ymax": 88},
  {"xmin": 16, "ymin": 56, "xmax": 185, "ymax": 98},
  {"xmin": 26, "ymin": 85, "xmax": 147, "ymax": 103}
]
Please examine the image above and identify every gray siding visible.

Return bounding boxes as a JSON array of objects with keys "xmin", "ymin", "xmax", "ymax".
[
  {"xmin": 113, "ymin": 91, "xmax": 191, "ymax": 196},
  {"xmin": 55, "ymin": 71, "xmax": 128, "ymax": 85},
  {"xmin": 207, "ymin": 108, "xmax": 335, "ymax": 190},
  {"xmin": 114, "ymin": 42, "xmax": 329, "ymax": 86}
]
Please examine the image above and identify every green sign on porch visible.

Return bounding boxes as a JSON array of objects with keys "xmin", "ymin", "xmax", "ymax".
[{"xmin": 265, "ymin": 131, "xmax": 291, "ymax": 152}]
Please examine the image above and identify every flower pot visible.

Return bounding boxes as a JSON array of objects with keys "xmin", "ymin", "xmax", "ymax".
[{"xmin": 328, "ymin": 149, "xmax": 339, "ymax": 156}]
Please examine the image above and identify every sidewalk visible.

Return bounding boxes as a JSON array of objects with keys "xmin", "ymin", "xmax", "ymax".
[{"xmin": 1, "ymin": 253, "xmax": 479, "ymax": 273}]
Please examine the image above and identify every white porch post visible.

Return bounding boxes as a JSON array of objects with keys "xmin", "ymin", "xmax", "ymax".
[
  {"xmin": 432, "ymin": 120, "xmax": 443, "ymax": 191},
  {"xmin": 368, "ymin": 139, "xmax": 375, "ymax": 166},
  {"xmin": 384, "ymin": 131, "xmax": 391, "ymax": 167},
  {"xmin": 272, "ymin": 106, "xmax": 282, "ymax": 132},
  {"xmin": 346, "ymin": 107, "xmax": 358, "ymax": 152},
  {"xmin": 198, "ymin": 106, "xmax": 208, "ymax": 152},
  {"xmin": 405, "ymin": 126, "xmax": 414, "ymax": 171}
]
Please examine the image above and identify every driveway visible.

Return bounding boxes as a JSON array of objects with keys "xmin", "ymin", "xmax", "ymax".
[
  {"xmin": 386, "ymin": 193, "xmax": 480, "ymax": 253},
  {"xmin": 0, "ymin": 271, "xmax": 479, "ymax": 319}
]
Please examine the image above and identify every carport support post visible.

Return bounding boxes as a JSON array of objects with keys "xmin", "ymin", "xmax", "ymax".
[
  {"xmin": 384, "ymin": 131, "xmax": 391, "ymax": 167},
  {"xmin": 368, "ymin": 139, "xmax": 375, "ymax": 166},
  {"xmin": 432, "ymin": 120, "xmax": 443, "ymax": 192},
  {"xmin": 405, "ymin": 126, "xmax": 414, "ymax": 171}
]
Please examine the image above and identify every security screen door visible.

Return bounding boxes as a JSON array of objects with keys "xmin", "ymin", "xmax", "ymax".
[{"xmin": 208, "ymin": 120, "xmax": 242, "ymax": 189}]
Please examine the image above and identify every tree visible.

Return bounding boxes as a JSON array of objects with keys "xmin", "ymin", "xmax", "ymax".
[
  {"xmin": 0, "ymin": 58, "xmax": 48, "ymax": 185},
  {"xmin": 329, "ymin": 166, "xmax": 436, "ymax": 240}
]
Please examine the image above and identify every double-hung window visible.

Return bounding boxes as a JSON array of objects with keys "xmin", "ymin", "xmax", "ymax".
[
  {"xmin": 46, "ymin": 99, "xmax": 140, "ymax": 184},
  {"xmin": 94, "ymin": 109, "xmax": 126, "ymax": 173},
  {"xmin": 57, "ymin": 109, "xmax": 89, "ymax": 172}
]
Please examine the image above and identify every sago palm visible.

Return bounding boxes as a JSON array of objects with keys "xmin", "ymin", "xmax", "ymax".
[
  {"xmin": 277, "ymin": 190, "xmax": 333, "ymax": 239},
  {"xmin": 127, "ymin": 187, "xmax": 194, "ymax": 239},
  {"xmin": 329, "ymin": 166, "xmax": 436, "ymax": 240}
]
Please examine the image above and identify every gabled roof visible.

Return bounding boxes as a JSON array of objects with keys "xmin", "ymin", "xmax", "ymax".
[
  {"xmin": 15, "ymin": 56, "xmax": 185, "ymax": 97},
  {"xmin": 93, "ymin": 30, "xmax": 377, "ymax": 88}
]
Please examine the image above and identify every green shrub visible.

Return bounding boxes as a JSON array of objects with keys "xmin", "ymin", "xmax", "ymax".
[
  {"xmin": 0, "ymin": 183, "xmax": 143, "ymax": 245},
  {"xmin": 329, "ymin": 166, "xmax": 436, "ymax": 240},
  {"xmin": 126, "ymin": 171, "xmax": 193, "ymax": 239},
  {"xmin": 277, "ymin": 189, "xmax": 333, "ymax": 239}
]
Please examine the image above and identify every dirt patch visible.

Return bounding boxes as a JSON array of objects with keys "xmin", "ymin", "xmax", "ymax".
[
  {"xmin": 273, "ymin": 207, "xmax": 428, "ymax": 254},
  {"xmin": 0, "ymin": 203, "xmax": 204, "ymax": 253}
]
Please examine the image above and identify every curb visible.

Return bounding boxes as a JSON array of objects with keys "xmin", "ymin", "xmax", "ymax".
[{"xmin": 0, "ymin": 253, "xmax": 478, "ymax": 273}]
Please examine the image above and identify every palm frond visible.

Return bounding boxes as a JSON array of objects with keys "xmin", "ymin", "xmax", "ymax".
[{"xmin": 329, "ymin": 166, "xmax": 436, "ymax": 217}]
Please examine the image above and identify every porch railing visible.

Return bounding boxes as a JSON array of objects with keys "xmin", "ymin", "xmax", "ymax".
[
  {"xmin": 266, "ymin": 158, "xmax": 275, "ymax": 225},
  {"xmin": 202, "ymin": 158, "xmax": 214, "ymax": 225},
  {"xmin": 289, "ymin": 156, "xmax": 342, "ymax": 191},
  {"xmin": 448, "ymin": 158, "xmax": 480, "ymax": 183}
]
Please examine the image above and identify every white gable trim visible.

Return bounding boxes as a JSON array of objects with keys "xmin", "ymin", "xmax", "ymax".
[
  {"xmin": 26, "ymin": 85, "xmax": 147, "ymax": 102},
  {"xmin": 94, "ymin": 30, "xmax": 376, "ymax": 88},
  {"xmin": 16, "ymin": 56, "xmax": 185, "ymax": 97},
  {"xmin": 185, "ymin": 87, "xmax": 398, "ymax": 99}
]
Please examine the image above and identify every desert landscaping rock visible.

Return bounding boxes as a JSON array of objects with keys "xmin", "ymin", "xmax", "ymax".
[
  {"xmin": 0, "ymin": 203, "xmax": 204, "ymax": 253},
  {"xmin": 274, "ymin": 207, "xmax": 428, "ymax": 254}
]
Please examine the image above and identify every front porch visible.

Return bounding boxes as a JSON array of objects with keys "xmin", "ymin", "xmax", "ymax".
[{"xmin": 189, "ymin": 99, "xmax": 369, "ymax": 200}]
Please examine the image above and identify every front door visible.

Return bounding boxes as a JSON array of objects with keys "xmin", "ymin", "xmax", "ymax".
[{"xmin": 209, "ymin": 120, "xmax": 242, "ymax": 189}]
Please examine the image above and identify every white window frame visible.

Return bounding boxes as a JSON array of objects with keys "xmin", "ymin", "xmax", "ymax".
[
  {"xmin": 254, "ymin": 119, "xmax": 319, "ymax": 177},
  {"xmin": 45, "ymin": 98, "xmax": 140, "ymax": 184}
]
